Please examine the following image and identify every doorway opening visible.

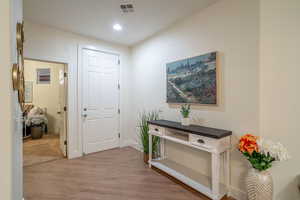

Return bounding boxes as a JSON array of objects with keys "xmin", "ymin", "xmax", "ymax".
[{"xmin": 23, "ymin": 59, "xmax": 68, "ymax": 167}]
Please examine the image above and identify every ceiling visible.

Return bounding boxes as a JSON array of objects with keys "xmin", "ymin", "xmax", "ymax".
[{"xmin": 24, "ymin": 0, "xmax": 219, "ymax": 46}]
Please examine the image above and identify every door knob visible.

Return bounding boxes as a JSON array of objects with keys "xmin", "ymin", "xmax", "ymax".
[{"xmin": 82, "ymin": 114, "xmax": 87, "ymax": 118}]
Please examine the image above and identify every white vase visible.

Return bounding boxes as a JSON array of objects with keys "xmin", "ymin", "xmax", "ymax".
[
  {"xmin": 181, "ymin": 117, "xmax": 190, "ymax": 126},
  {"xmin": 246, "ymin": 169, "xmax": 273, "ymax": 200}
]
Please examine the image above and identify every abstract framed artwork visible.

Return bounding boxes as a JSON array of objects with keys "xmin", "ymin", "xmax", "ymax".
[
  {"xmin": 37, "ymin": 68, "xmax": 51, "ymax": 84},
  {"xmin": 166, "ymin": 52, "xmax": 218, "ymax": 104}
]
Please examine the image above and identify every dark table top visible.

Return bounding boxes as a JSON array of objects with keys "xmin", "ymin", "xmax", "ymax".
[{"xmin": 148, "ymin": 120, "xmax": 232, "ymax": 139}]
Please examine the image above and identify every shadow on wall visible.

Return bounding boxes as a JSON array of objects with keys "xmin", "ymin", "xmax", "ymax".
[
  {"xmin": 275, "ymin": 175, "xmax": 300, "ymax": 200},
  {"xmin": 299, "ymin": 175, "xmax": 300, "ymax": 196},
  {"xmin": 299, "ymin": 174, "xmax": 300, "ymax": 193}
]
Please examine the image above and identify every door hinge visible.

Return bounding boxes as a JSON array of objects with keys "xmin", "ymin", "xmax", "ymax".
[
  {"xmin": 64, "ymin": 140, "xmax": 67, "ymax": 145},
  {"xmin": 64, "ymin": 72, "xmax": 68, "ymax": 78},
  {"xmin": 118, "ymin": 83, "xmax": 120, "ymax": 90},
  {"xmin": 118, "ymin": 108, "xmax": 120, "ymax": 114},
  {"xmin": 64, "ymin": 106, "xmax": 67, "ymax": 111},
  {"xmin": 118, "ymin": 59, "xmax": 120, "ymax": 65},
  {"xmin": 118, "ymin": 133, "xmax": 120, "ymax": 138}
]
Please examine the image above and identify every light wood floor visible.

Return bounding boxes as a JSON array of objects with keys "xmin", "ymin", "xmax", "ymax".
[
  {"xmin": 23, "ymin": 134, "xmax": 64, "ymax": 167},
  {"xmin": 24, "ymin": 147, "xmax": 232, "ymax": 200}
]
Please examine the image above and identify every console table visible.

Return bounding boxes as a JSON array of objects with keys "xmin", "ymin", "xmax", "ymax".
[{"xmin": 148, "ymin": 120, "xmax": 232, "ymax": 200}]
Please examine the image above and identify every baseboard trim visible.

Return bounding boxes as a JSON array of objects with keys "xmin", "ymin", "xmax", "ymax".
[
  {"xmin": 120, "ymin": 139, "xmax": 133, "ymax": 148},
  {"xmin": 229, "ymin": 186, "xmax": 247, "ymax": 200},
  {"xmin": 130, "ymin": 142, "xmax": 142, "ymax": 152},
  {"xmin": 120, "ymin": 139, "xmax": 142, "ymax": 151},
  {"xmin": 123, "ymin": 139, "xmax": 246, "ymax": 200}
]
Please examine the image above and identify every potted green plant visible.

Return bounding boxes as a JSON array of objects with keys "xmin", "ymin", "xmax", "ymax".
[
  {"xmin": 138, "ymin": 110, "xmax": 160, "ymax": 164},
  {"xmin": 180, "ymin": 104, "xmax": 191, "ymax": 126}
]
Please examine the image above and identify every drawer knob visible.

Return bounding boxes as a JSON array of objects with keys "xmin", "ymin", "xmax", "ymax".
[
  {"xmin": 197, "ymin": 139, "xmax": 205, "ymax": 144},
  {"xmin": 155, "ymin": 128, "xmax": 159, "ymax": 131}
]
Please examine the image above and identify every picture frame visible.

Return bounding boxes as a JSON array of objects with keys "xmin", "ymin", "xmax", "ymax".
[
  {"xmin": 37, "ymin": 68, "xmax": 51, "ymax": 84},
  {"xmin": 166, "ymin": 52, "xmax": 218, "ymax": 105}
]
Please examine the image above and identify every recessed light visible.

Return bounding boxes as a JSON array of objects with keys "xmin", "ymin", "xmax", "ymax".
[{"xmin": 113, "ymin": 24, "xmax": 122, "ymax": 31}]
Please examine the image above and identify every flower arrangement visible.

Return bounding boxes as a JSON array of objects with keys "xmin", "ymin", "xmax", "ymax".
[
  {"xmin": 180, "ymin": 104, "xmax": 191, "ymax": 118},
  {"xmin": 238, "ymin": 134, "xmax": 290, "ymax": 171}
]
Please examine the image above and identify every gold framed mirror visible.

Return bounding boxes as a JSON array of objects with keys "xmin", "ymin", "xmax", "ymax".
[
  {"xmin": 16, "ymin": 22, "xmax": 24, "ymax": 55},
  {"xmin": 12, "ymin": 63, "xmax": 20, "ymax": 90},
  {"xmin": 13, "ymin": 21, "xmax": 25, "ymax": 112},
  {"xmin": 18, "ymin": 74, "xmax": 25, "ymax": 112}
]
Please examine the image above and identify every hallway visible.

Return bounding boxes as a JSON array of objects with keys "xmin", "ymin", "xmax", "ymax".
[
  {"xmin": 24, "ymin": 147, "xmax": 219, "ymax": 200},
  {"xmin": 23, "ymin": 135, "xmax": 64, "ymax": 167}
]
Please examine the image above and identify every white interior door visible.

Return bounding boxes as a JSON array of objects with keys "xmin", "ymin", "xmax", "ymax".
[
  {"xmin": 82, "ymin": 48, "xmax": 120, "ymax": 155},
  {"xmin": 58, "ymin": 66, "xmax": 68, "ymax": 157}
]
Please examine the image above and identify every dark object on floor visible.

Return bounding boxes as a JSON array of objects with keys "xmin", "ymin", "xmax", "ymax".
[
  {"xmin": 23, "ymin": 106, "xmax": 48, "ymax": 139},
  {"xmin": 31, "ymin": 125, "xmax": 44, "ymax": 139}
]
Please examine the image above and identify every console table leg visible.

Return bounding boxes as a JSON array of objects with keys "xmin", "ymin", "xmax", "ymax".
[
  {"xmin": 212, "ymin": 152, "xmax": 220, "ymax": 200},
  {"xmin": 225, "ymin": 150, "xmax": 230, "ymax": 191},
  {"xmin": 149, "ymin": 134, "xmax": 152, "ymax": 168},
  {"xmin": 160, "ymin": 138, "xmax": 165, "ymax": 159}
]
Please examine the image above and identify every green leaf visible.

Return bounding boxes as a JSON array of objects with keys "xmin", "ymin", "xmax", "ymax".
[
  {"xmin": 138, "ymin": 110, "xmax": 161, "ymax": 154},
  {"xmin": 241, "ymin": 150, "xmax": 275, "ymax": 171}
]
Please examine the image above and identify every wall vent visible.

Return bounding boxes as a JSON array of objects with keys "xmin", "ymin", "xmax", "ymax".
[{"xmin": 120, "ymin": 2, "xmax": 134, "ymax": 13}]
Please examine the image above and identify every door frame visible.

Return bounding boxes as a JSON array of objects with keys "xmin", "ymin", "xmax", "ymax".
[
  {"xmin": 78, "ymin": 45, "xmax": 121, "ymax": 155},
  {"xmin": 24, "ymin": 57, "xmax": 70, "ymax": 158}
]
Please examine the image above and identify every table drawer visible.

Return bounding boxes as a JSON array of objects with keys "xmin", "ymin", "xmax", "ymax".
[
  {"xmin": 149, "ymin": 124, "xmax": 165, "ymax": 136},
  {"xmin": 189, "ymin": 134, "xmax": 217, "ymax": 149},
  {"xmin": 189, "ymin": 134, "xmax": 230, "ymax": 151}
]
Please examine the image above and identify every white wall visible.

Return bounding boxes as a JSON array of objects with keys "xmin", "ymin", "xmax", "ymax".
[
  {"xmin": 130, "ymin": 0, "xmax": 259, "ymax": 199},
  {"xmin": 24, "ymin": 59, "xmax": 65, "ymax": 133},
  {"xmin": 0, "ymin": 0, "xmax": 23, "ymax": 199},
  {"xmin": 260, "ymin": 0, "xmax": 300, "ymax": 199},
  {"xmin": 0, "ymin": 1, "xmax": 14, "ymax": 199},
  {"xmin": 11, "ymin": 0, "xmax": 24, "ymax": 199},
  {"xmin": 21, "ymin": 1, "xmax": 300, "ymax": 200},
  {"xmin": 24, "ymin": 21, "xmax": 132, "ymax": 158}
]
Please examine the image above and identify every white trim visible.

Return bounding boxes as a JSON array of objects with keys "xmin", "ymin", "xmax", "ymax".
[
  {"xmin": 229, "ymin": 186, "xmax": 247, "ymax": 200},
  {"xmin": 24, "ymin": 56, "xmax": 78, "ymax": 159},
  {"xmin": 77, "ymin": 45, "xmax": 84, "ymax": 157},
  {"xmin": 120, "ymin": 139, "xmax": 142, "ymax": 152},
  {"xmin": 77, "ymin": 44, "xmax": 122, "ymax": 155},
  {"xmin": 24, "ymin": 56, "xmax": 69, "ymax": 64},
  {"xmin": 131, "ymin": 144, "xmax": 143, "ymax": 152},
  {"xmin": 130, "ymin": 141, "xmax": 143, "ymax": 152},
  {"xmin": 120, "ymin": 139, "xmax": 134, "ymax": 148}
]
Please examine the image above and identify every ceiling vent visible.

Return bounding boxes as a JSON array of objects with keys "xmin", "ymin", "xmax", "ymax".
[{"xmin": 120, "ymin": 2, "xmax": 134, "ymax": 13}]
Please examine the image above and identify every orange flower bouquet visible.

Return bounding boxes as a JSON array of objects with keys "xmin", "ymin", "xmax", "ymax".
[
  {"xmin": 238, "ymin": 134, "xmax": 289, "ymax": 171},
  {"xmin": 239, "ymin": 134, "xmax": 259, "ymax": 155}
]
